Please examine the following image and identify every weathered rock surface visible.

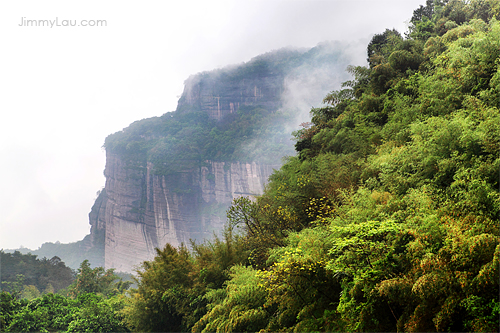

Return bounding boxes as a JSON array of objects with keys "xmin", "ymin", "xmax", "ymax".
[
  {"xmin": 177, "ymin": 72, "xmax": 285, "ymax": 120},
  {"xmin": 90, "ymin": 152, "xmax": 277, "ymax": 272}
]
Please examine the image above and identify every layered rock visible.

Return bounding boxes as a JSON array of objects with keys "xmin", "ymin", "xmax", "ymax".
[
  {"xmin": 90, "ymin": 152, "xmax": 277, "ymax": 272},
  {"xmin": 177, "ymin": 71, "xmax": 285, "ymax": 120}
]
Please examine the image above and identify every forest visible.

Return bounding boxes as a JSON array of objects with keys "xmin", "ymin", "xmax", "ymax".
[
  {"xmin": 1, "ymin": 0, "xmax": 499, "ymax": 332},
  {"xmin": 1, "ymin": 252, "xmax": 132, "ymax": 332}
]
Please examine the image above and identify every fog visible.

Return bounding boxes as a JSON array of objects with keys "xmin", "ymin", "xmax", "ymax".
[
  {"xmin": 283, "ymin": 40, "xmax": 368, "ymax": 126},
  {"xmin": 0, "ymin": 0, "xmax": 425, "ymax": 250}
]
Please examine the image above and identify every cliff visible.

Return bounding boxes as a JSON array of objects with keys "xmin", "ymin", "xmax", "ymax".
[
  {"xmin": 177, "ymin": 68, "xmax": 284, "ymax": 120},
  {"xmin": 89, "ymin": 153, "xmax": 276, "ymax": 272},
  {"xmin": 86, "ymin": 42, "xmax": 356, "ymax": 272}
]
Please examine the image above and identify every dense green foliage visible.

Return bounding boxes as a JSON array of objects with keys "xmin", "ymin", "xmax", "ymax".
[
  {"xmin": 122, "ymin": 229, "xmax": 249, "ymax": 332},
  {"xmin": 0, "ymin": 291, "xmax": 129, "ymax": 333},
  {"xmin": 120, "ymin": 1, "xmax": 500, "ymax": 332},
  {"xmin": 0, "ymin": 260, "xmax": 131, "ymax": 332},
  {"xmin": 1, "ymin": 251, "xmax": 74, "ymax": 295}
]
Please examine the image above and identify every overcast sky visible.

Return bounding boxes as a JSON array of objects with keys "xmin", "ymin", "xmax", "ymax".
[{"xmin": 0, "ymin": 0, "xmax": 425, "ymax": 250}]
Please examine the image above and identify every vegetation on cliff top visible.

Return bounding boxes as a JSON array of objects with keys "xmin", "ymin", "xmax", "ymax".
[
  {"xmin": 103, "ymin": 42, "xmax": 349, "ymax": 174},
  {"xmin": 104, "ymin": 102, "xmax": 295, "ymax": 173}
]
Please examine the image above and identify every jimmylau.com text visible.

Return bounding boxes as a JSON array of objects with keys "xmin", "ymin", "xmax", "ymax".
[{"xmin": 18, "ymin": 17, "xmax": 107, "ymax": 28}]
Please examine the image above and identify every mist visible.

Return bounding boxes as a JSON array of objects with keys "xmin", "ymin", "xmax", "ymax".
[
  {"xmin": 233, "ymin": 39, "xmax": 369, "ymax": 166},
  {"xmin": 283, "ymin": 40, "xmax": 369, "ymax": 127},
  {"xmin": 0, "ymin": 0, "xmax": 426, "ymax": 250}
]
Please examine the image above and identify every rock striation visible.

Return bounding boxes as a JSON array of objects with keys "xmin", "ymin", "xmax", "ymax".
[
  {"xmin": 177, "ymin": 71, "xmax": 285, "ymax": 120},
  {"xmin": 90, "ymin": 152, "xmax": 277, "ymax": 272}
]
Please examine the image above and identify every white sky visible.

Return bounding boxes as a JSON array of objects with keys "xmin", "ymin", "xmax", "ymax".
[{"xmin": 0, "ymin": 0, "xmax": 424, "ymax": 250}]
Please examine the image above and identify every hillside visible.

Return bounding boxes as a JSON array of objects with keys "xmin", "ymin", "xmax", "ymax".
[
  {"xmin": 4, "ymin": 229, "xmax": 104, "ymax": 270},
  {"xmin": 122, "ymin": 1, "xmax": 500, "ymax": 332}
]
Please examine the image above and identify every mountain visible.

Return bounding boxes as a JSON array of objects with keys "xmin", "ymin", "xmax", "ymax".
[
  {"xmin": 87, "ymin": 42, "xmax": 361, "ymax": 272},
  {"xmin": 3, "ymin": 1, "xmax": 498, "ymax": 332}
]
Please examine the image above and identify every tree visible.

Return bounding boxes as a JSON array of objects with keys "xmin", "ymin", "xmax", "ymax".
[
  {"xmin": 68, "ymin": 259, "xmax": 126, "ymax": 297},
  {"xmin": 67, "ymin": 293, "xmax": 129, "ymax": 332},
  {"xmin": 367, "ymin": 29, "xmax": 403, "ymax": 67},
  {"xmin": 0, "ymin": 291, "xmax": 24, "ymax": 331},
  {"xmin": 122, "ymin": 244, "xmax": 196, "ymax": 332},
  {"xmin": 5, "ymin": 293, "xmax": 76, "ymax": 332},
  {"xmin": 0, "ymin": 251, "xmax": 74, "ymax": 293},
  {"xmin": 192, "ymin": 265, "xmax": 268, "ymax": 333},
  {"xmin": 1, "ymin": 274, "xmax": 25, "ymax": 299}
]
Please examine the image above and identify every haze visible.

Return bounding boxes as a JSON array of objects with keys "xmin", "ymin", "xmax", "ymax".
[{"xmin": 0, "ymin": 0, "xmax": 425, "ymax": 250}]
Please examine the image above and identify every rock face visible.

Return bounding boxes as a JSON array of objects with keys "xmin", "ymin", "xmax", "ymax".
[
  {"xmin": 90, "ymin": 152, "xmax": 277, "ymax": 272},
  {"xmin": 177, "ymin": 72, "xmax": 285, "ymax": 120}
]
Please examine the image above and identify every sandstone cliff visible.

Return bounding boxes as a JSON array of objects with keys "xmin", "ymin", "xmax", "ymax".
[
  {"xmin": 90, "ymin": 152, "xmax": 277, "ymax": 272},
  {"xmin": 177, "ymin": 70, "xmax": 284, "ymax": 120}
]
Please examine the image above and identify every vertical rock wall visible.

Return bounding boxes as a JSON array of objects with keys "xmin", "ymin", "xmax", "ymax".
[
  {"xmin": 90, "ymin": 152, "xmax": 277, "ymax": 272},
  {"xmin": 177, "ymin": 73, "xmax": 284, "ymax": 120}
]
